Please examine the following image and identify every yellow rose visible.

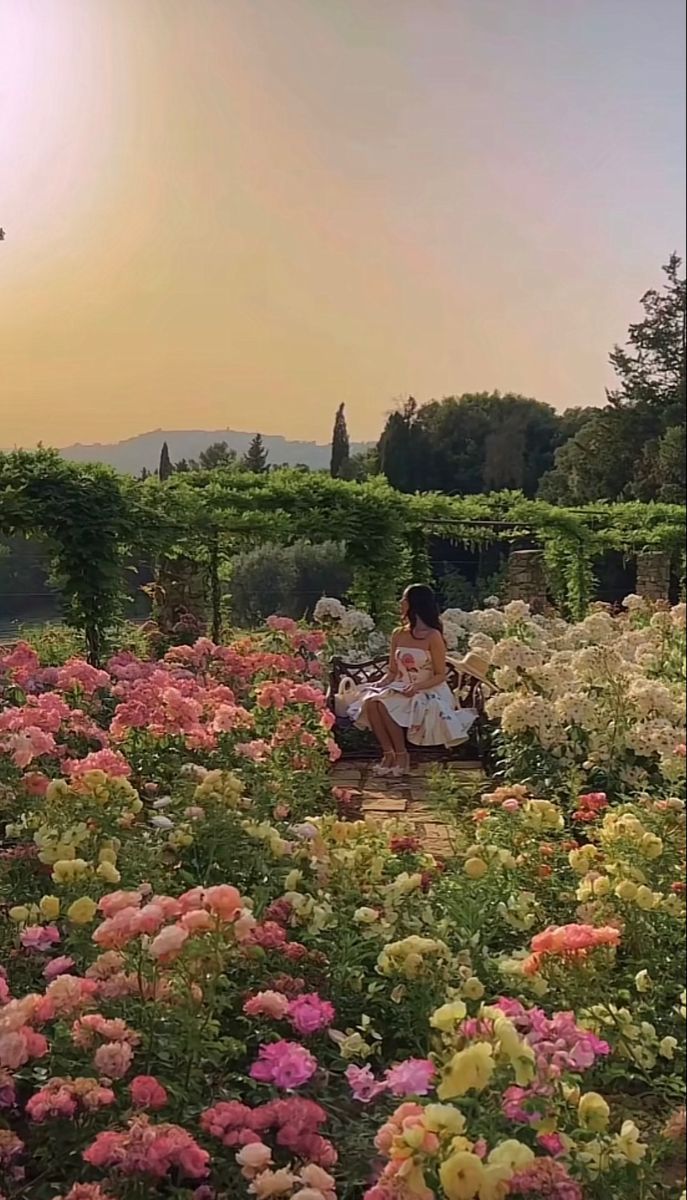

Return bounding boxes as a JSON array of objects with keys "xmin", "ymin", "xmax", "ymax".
[
  {"xmin": 478, "ymin": 1163, "xmax": 513, "ymax": 1200},
  {"xmin": 512, "ymin": 1043, "xmax": 537, "ymax": 1087},
  {"xmin": 9, "ymin": 905, "xmax": 29, "ymax": 923},
  {"xmin": 614, "ymin": 1120, "xmax": 647, "ymax": 1165},
  {"xmin": 634, "ymin": 969, "xmax": 652, "ymax": 993},
  {"xmin": 52, "ymin": 858, "xmax": 89, "ymax": 884},
  {"xmin": 46, "ymin": 778, "xmax": 70, "ymax": 801},
  {"xmin": 592, "ymin": 876, "xmax": 611, "ymax": 897},
  {"xmin": 284, "ymin": 869, "xmax": 303, "ymax": 891},
  {"xmin": 354, "ymin": 907, "xmax": 379, "ymax": 925},
  {"xmin": 640, "ymin": 833, "xmax": 663, "ymax": 860},
  {"xmin": 462, "ymin": 977, "xmax": 485, "ymax": 1001},
  {"xmin": 493, "ymin": 1017, "xmax": 522, "ymax": 1058},
  {"xmin": 98, "ymin": 847, "xmax": 118, "ymax": 865},
  {"xmin": 439, "ymin": 1151, "xmax": 485, "ymax": 1200},
  {"xmin": 615, "ymin": 880, "xmax": 638, "ymax": 901},
  {"xmin": 438, "ymin": 1043, "xmax": 495, "ymax": 1099},
  {"xmin": 663, "ymin": 895, "xmax": 684, "ymax": 917},
  {"xmin": 569, "ymin": 846, "xmax": 597, "ymax": 874},
  {"xmin": 464, "ymin": 857, "xmax": 488, "ymax": 880},
  {"xmin": 39, "ymin": 895, "xmax": 61, "ymax": 921},
  {"xmin": 430, "ymin": 1000, "xmax": 467, "ymax": 1032},
  {"xmin": 97, "ymin": 861, "xmax": 121, "ymax": 884},
  {"xmin": 635, "ymin": 885, "xmax": 658, "ymax": 911},
  {"xmin": 578, "ymin": 1092, "xmax": 610, "ymax": 1132},
  {"xmin": 67, "ymin": 896, "xmax": 98, "ymax": 925},
  {"xmin": 423, "ymin": 1104, "xmax": 466, "ymax": 1135},
  {"xmin": 488, "ymin": 1140, "xmax": 535, "ymax": 1172},
  {"xmin": 659, "ymin": 1036, "xmax": 678, "ymax": 1060},
  {"xmin": 403, "ymin": 952, "xmax": 423, "ymax": 978}
]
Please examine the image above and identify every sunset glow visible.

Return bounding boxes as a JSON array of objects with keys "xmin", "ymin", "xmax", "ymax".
[{"xmin": 0, "ymin": 0, "xmax": 684, "ymax": 446}]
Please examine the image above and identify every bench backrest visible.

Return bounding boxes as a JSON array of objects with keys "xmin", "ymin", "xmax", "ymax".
[{"xmin": 328, "ymin": 655, "xmax": 488, "ymax": 716}]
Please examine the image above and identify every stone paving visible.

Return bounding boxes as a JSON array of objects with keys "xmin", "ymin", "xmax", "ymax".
[{"xmin": 330, "ymin": 758, "xmax": 484, "ymax": 858}]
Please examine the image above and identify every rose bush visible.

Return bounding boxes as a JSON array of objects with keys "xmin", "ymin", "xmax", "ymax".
[{"xmin": 0, "ymin": 601, "xmax": 684, "ymax": 1199}]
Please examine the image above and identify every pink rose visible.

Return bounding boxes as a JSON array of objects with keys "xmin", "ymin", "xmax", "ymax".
[
  {"xmin": 43, "ymin": 955, "xmax": 76, "ymax": 981},
  {"xmin": 130, "ymin": 1075, "xmax": 168, "ymax": 1110},
  {"xmin": 93, "ymin": 1040, "xmax": 134, "ymax": 1079},
  {"xmin": 149, "ymin": 925, "xmax": 189, "ymax": 963},
  {"xmin": 250, "ymin": 1041, "xmax": 317, "ymax": 1089},
  {"xmin": 244, "ymin": 991, "xmax": 290, "ymax": 1021},
  {"xmin": 180, "ymin": 909, "xmax": 214, "ymax": 934},
  {"xmin": 287, "ymin": 994, "xmax": 335, "ymax": 1036},
  {"xmin": 20, "ymin": 925, "xmax": 61, "ymax": 953},
  {"xmin": 204, "ymin": 885, "xmax": 242, "ymax": 922}
]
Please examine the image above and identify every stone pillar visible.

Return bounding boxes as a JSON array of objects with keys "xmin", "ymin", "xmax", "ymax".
[
  {"xmin": 154, "ymin": 556, "xmax": 209, "ymax": 635},
  {"xmin": 636, "ymin": 551, "xmax": 671, "ymax": 601},
  {"xmin": 506, "ymin": 550, "xmax": 548, "ymax": 612}
]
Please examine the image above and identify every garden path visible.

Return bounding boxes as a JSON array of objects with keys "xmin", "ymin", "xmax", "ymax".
[{"xmin": 329, "ymin": 759, "xmax": 484, "ymax": 858}]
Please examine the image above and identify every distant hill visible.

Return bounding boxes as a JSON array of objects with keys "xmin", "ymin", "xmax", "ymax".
[{"xmin": 57, "ymin": 429, "xmax": 371, "ymax": 475}]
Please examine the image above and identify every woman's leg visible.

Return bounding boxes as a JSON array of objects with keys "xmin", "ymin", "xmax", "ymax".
[
  {"xmin": 378, "ymin": 703, "xmax": 410, "ymax": 771},
  {"xmin": 363, "ymin": 700, "xmax": 394, "ymax": 764}
]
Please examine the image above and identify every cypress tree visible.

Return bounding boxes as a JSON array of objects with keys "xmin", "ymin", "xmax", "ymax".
[
  {"xmin": 158, "ymin": 441, "xmax": 173, "ymax": 481},
  {"xmin": 330, "ymin": 404, "xmax": 351, "ymax": 478}
]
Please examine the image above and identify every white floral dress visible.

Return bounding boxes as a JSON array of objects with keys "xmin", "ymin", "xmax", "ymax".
[{"xmin": 348, "ymin": 645, "xmax": 477, "ymax": 748}]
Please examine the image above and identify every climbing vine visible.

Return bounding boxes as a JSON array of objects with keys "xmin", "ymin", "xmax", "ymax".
[
  {"xmin": 1, "ymin": 452, "xmax": 684, "ymax": 653},
  {"xmin": 0, "ymin": 449, "xmax": 141, "ymax": 663}
]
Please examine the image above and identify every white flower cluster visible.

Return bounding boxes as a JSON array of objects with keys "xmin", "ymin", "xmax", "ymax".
[
  {"xmin": 314, "ymin": 597, "xmax": 385, "ymax": 662},
  {"xmin": 481, "ymin": 599, "xmax": 686, "ymax": 784},
  {"xmin": 313, "ymin": 596, "xmax": 347, "ymax": 622}
]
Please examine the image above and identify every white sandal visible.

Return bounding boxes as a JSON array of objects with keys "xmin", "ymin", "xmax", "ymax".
[{"xmin": 372, "ymin": 755, "xmax": 396, "ymax": 776}]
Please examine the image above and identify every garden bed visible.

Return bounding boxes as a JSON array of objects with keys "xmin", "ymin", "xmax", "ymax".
[{"xmin": 0, "ymin": 597, "xmax": 685, "ymax": 1200}]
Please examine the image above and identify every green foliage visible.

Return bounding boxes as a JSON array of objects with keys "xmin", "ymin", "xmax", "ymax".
[
  {"xmin": 227, "ymin": 539, "xmax": 352, "ymax": 624},
  {"xmin": 440, "ymin": 564, "xmax": 507, "ymax": 611},
  {"xmin": 158, "ymin": 440, "xmax": 173, "ymax": 481},
  {"xmin": 379, "ymin": 392, "xmax": 565, "ymax": 497},
  {"xmin": 330, "ymin": 402, "xmax": 351, "ymax": 478},
  {"xmin": 242, "ymin": 432, "xmax": 269, "ymax": 474},
  {"xmin": 1, "ymin": 452, "xmax": 684, "ymax": 650},
  {"xmin": 197, "ymin": 441, "xmax": 239, "ymax": 471},
  {"xmin": 540, "ymin": 256, "xmax": 686, "ymax": 504},
  {"xmin": 20, "ymin": 622, "xmax": 86, "ymax": 665},
  {"xmin": 0, "ymin": 449, "xmax": 140, "ymax": 663}
]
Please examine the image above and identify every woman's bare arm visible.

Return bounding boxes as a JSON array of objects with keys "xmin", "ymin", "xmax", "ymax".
[{"xmin": 378, "ymin": 630, "xmax": 400, "ymax": 686}]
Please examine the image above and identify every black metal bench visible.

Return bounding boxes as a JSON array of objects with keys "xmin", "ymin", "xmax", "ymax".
[{"xmin": 327, "ymin": 654, "xmax": 490, "ymax": 767}]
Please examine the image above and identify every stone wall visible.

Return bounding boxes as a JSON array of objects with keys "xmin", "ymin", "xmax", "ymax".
[
  {"xmin": 506, "ymin": 549, "xmax": 548, "ymax": 612},
  {"xmin": 636, "ymin": 551, "xmax": 671, "ymax": 601}
]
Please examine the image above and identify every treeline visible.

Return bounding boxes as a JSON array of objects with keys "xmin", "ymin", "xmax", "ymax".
[
  {"xmin": 150, "ymin": 256, "xmax": 685, "ymax": 505},
  {"xmin": 372, "ymin": 255, "xmax": 685, "ymax": 503}
]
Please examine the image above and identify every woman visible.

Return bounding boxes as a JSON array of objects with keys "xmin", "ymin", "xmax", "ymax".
[{"xmin": 347, "ymin": 583, "xmax": 479, "ymax": 776}]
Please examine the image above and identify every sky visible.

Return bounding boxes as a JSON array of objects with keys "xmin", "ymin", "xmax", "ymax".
[{"xmin": 0, "ymin": 0, "xmax": 685, "ymax": 448}]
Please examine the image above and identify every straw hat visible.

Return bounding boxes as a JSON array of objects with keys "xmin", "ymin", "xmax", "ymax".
[{"xmin": 450, "ymin": 651, "xmax": 493, "ymax": 686}]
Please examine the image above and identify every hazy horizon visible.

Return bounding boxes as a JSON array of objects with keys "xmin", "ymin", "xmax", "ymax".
[{"xmin": 1, "ymin": 0, "xmax": 685, "ymax": 447}]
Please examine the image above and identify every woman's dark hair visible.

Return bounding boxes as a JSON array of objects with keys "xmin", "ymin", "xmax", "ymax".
[{"xmin": 404, "ymin": 583, "xmax": 444, "ymax": 636}]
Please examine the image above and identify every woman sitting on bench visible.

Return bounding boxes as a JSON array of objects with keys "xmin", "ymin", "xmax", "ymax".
[{"xmin": 346, "ymin": 583, "xmax": 482, "ymax": 777}]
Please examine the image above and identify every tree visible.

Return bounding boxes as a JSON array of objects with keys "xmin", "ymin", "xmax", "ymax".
[
  {"xmin": 539, "ymin": 256, "xmax": 686, "ymax": 503},
  {"xmin": 243, "ymin": 433, "xmax": 269, "ymax": 474},
  {"xmin": 378, "ymin": 398, "xmax": 428, "ymax": 492},
  {"xmin": 347, "ymin": 446, "xmax": 379, "ymax": 482},
  {"xmin": 608, "ymin": 253, "xmax": 685, "ymax": 422},
  {"xmin": 197, "ymin": 442, "xmax": 237, "ymax": 471},
  {"xmin": 158, "ymin": 442, "xmax": 173, "ymax": 482},
  {"xmin": 330, "ymin": 404, "xmax": 351, "ymax": 478},
  {"xmin": 228, "ymin": 540, "xmax": 352, "ymax": 624},
  {"xmin": 378, "ymin": 393, "xmax": 561, "ymax": 496}
]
